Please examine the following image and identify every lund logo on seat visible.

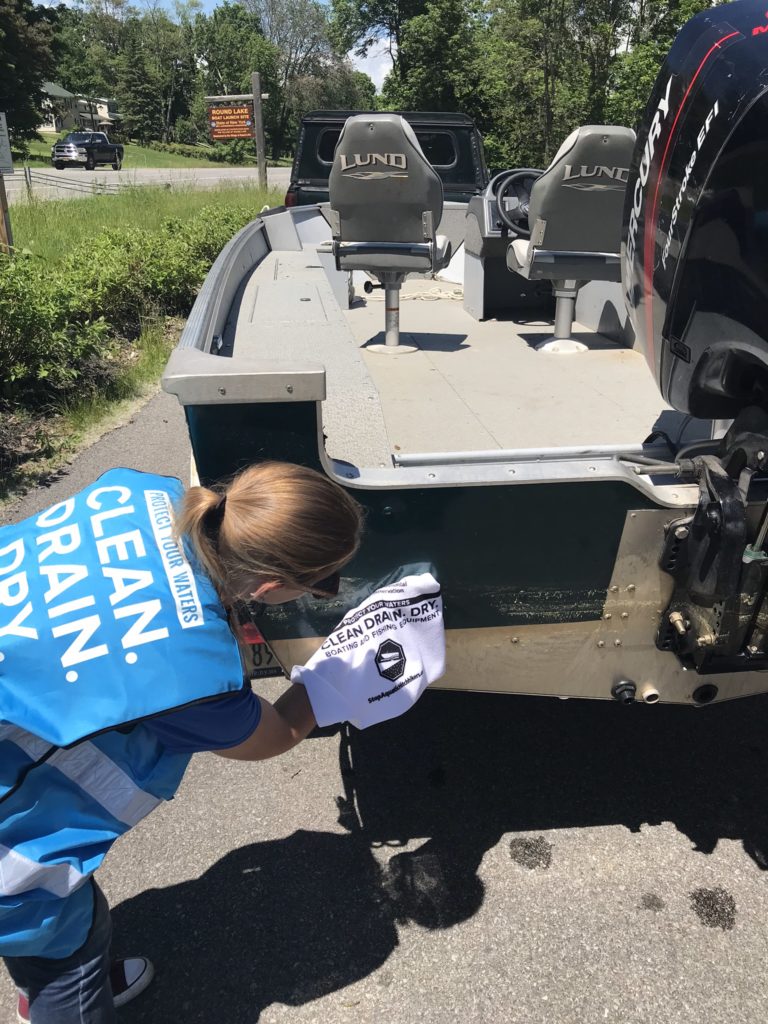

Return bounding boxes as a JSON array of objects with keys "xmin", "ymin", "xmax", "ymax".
[
  {"xmin": 562, "ymin": 165, "xmax": 629, "ymax": 190},
  {"xmin": 339, "ymin": 152, "xmax": 408, "ymax": 179}
]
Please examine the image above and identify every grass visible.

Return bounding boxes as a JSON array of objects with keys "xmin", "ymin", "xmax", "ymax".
[
  {"xmin": 61, "ymin": 321, "xmax": 176, "ymax": 431},
  {"xmin": 0, "ymin": 323, "xmax": 178, "ymax": 503},
  {"xmin": 16, "ymin": 133, "xmax": 291, "ymax": 170},
  {"xmin": 11, "ymin": 182, "xmax": 280, "ymax": 265}
]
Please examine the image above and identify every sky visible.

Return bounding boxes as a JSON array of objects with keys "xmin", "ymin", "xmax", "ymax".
[{"xmin": 349, "ymin": 44, "xmax": 392, "ymax": 91}]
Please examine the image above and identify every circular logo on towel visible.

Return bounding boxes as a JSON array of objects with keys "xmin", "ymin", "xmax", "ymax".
[{"xmin": 375, "ymin": 639, "xmax": 406, "ymax": 681}]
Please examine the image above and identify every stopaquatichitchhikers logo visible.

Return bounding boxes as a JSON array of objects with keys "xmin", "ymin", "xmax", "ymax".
[{"xmin": 375, "ymin": 639, "xmax": 406, "ymax": 681}]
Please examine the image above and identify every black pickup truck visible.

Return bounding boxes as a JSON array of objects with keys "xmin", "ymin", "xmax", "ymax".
[
  {"xmin": 285, "ymin": 110, "xmax": 489, "ymax": 207},
  {"xmin": 51, "ymin": 132, "xmax": 124, "ymax": 170}
]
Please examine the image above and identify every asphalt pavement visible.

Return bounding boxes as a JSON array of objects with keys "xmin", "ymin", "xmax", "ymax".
[
  {"xmin": 3, "ymin": 389, "xmax": 768, "ymax": 1023},
  {"xmin": 4, "ymin": 165, "xmax": 291, "ymax": 204}
]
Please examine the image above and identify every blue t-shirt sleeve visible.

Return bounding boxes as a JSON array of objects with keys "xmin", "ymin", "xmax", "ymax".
[{"xmin": 144, "ymin": 684, "xmax": 262, "ymax": 753}]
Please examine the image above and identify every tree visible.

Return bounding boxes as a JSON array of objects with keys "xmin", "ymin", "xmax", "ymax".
[
  {"xmin": 351, "ymin": 69, "xmax": 377, "ymax": 108},
  {"xmin": 291, "ymin": 61, "xmax": 376, "ymax": 113},
  {"xmin": 381, "ymin": 0, "xmax": 480, "ymax": 112},
  {"xmin": 53, "ymin": 0, "xmax": 134, "ymax": 98},
  {"xmin": 606, "ymin": 0, "xmax": 715, "ymax": 128},
  {"xmin": 194, "ymin": 2, "xmax": 267, "ymax": 95},
  {"xmin": 51, "ymin": 5, "xmax": 115, "ymax": 130},
  {"xmin": 193, "ymin": 3, "xmax": 281, "ymax": 152},
  {"xmin": 573, "ymin": 0, "xmax": 632, "ymax": 123},
  {"xmin": 137, "ymin": 1, "xmax": 196, "ymax": 141},
  {"xmin": 0, "ymin": 0, "xmax": 57, "ymax": 143},
  {"xmin": 330, "ymin": 0, "xmax": 427, "ymax": 78},
  {"xmin": 117, "ymin": 27, "xmax": 164, "ymax": 141},
  {"xmin": 243, "ymin": 0, "xmax": 364, "ymax": 156}
]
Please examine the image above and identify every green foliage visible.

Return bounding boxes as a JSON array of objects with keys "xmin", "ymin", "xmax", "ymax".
[
  {"xmin": 40, "ymin": 0, "xmax": 722, "ymax": 168},
  {"xmin": 149, "ymin": 139, "xmax": 252, "ymax": 163},
  {"xmin": 290, "ymin": 60, "xmax": 378, "ymax": 114},
  {"xmin": 118, "ymin": 31, "xmax": 165, "ymax": 143},
  {"xmin": 52, "ymin": 3, "xmax": 126, "ymax": 101},
  {"xmin": 193, "ymin": 2, "xmax": 277, "ymax": 96},
  {"xmin": 164, "ymin": 202, "xmax": 256, "ymax": 262},
  {"xmin": 149, "ymin": 140, "xmax": 218, "ymax": 159},
  {"xmin": 0, "ymin": 0, "xmax": 57, "ymax": 142},
  {"xmin": 330, "ymin": 0, "xmax": 427, "ymax": 74},
  {"xmin": 340, "ymin": 0, "xmax": 720, "ymax": 168},
  {"xmin": 217, "ymin": 139, "xmax": 250, "ymax": 164},
  {"xmin": 62, "ymin": 228, "xmax": 205, "ymax": 327},
  {"xmin": 12, "ymin": 184, "xmax": 276, "ymax": 264},
  {"xmin": 381, "ymin": 0, "xmax": 480, "ymax": 111},
  {"xmin": 172, "ymin": 115, "xmax": 201, "ymax": 145},
  {"xmin": 607, "ymin": 0, "xmax": 716, "ymax": 129},
  {"xmin": 0, "ymin": 198, "xmax": 256, "ymax": 409},
  {"xmin": 0, "ymin": 251, "xmax": 110, "ymax": 397},
  {"xmin": 606, "ymin": 40, "xmax": 667, "ymax": 128},
  {"xmin": 245, "ymin": 0, "xmax": 374, "ymax": 156}
]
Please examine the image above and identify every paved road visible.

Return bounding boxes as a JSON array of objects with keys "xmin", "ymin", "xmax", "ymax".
[
  {"xmin": 3, "ymin": 391, "xmax": 768, "ymax": 1023},
  {"xmin": 4, "ymin": 165, "xmax": 291, "ymax": 204}
]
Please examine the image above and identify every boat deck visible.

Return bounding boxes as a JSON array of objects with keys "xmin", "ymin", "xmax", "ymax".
[
  {"xmin": 348, "ymin": 279, "xmax": 667, "ymax": 455},
  {"xmin": 224, "ymin": 244, "xmax": 684, "ymax": 468}
]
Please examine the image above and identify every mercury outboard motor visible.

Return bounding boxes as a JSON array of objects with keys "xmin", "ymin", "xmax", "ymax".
[{"xmin": 624, "ymin": 0, "xmax": 768, "ymax": 675}]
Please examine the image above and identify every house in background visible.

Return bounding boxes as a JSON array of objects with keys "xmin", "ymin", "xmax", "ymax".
[{"xmin": 41, "ymin": 82, "xmax": 123, "ymax": 135}]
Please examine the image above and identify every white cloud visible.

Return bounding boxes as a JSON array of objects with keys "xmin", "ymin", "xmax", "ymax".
[{"xmin": 348, "ymin": 44, "xmax": 394, "ymax": 92}]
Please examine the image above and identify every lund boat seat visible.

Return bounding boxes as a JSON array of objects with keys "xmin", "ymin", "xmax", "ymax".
[
  {"xmin": 506, "ymin": 125, "xmax": 635, "ymax": 352},
  {"xmin": 325, "ymin": 113, "xmax": 452, "ymax": 352}
]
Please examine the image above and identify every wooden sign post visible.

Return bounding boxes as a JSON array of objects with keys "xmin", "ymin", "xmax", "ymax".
[
  {"xmin": 205, "ymin": 76, "xmax": 269, "ymax": 191},
  {"xmin": 251, "ymin": 73, "xmax": 267, "ymax": 192},
  {"xmin": 0, "ymin": 113, "xmax": 14, "ymax": 255}
]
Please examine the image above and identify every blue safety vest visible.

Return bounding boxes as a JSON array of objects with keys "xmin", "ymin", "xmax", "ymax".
[{"xmin": 0, "ymin": 469, "xmax": 244, "ymax": 957}]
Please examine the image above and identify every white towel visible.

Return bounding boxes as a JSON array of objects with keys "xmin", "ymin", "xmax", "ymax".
[{"xmin": 291, "ymin": 572, "xmax": 445, "ymax": 729}]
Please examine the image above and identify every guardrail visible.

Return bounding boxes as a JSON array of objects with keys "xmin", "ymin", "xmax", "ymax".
[
  {"xmin": 21, "ymin": 167, "xmax": 122, "ymax": 197},
  {"xmin": 6, "ymin": 164, "xmax": 285, "ymax": 204}
]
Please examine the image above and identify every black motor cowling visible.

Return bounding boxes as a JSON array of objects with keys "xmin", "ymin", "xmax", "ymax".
[{"xmin": 623, "ymin": 0, "xmax": 768, "ymax": 418}]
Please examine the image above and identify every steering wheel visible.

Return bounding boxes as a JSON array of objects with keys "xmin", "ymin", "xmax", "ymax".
[{"xmin": 494, "ymin": 168, "xmax": 544, "ymax": 238}]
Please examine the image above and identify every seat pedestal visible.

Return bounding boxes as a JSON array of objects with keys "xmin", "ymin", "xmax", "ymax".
[
  {"xmin": 535, "ymin": 280, "xmax": 588, "ymax": 354},
  {"xmin": 366, "ymin": 273, "xmax": 419, "ymax": 355}
]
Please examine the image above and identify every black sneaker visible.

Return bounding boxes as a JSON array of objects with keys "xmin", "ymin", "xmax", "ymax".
[{"xmin": 17, "ymin": 956, "xmax": 154, "ymax": 1021}]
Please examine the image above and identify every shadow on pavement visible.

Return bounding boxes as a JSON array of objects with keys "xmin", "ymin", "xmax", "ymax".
[
  {"xmin": 113, "ymin": 830, "xmax": 396, "ymax": 1024},
  {"xmin": 337, "ymin": 690, "xmax": 768, "ymax": 922},
  {"xmin": 115, "ymin": 689, "xmax": 768, "ymax": 1020}
]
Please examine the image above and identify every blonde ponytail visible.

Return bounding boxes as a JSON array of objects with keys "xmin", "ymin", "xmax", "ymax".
[{"xmin": 175, "ymin": 462, "xmax": 363, "ymax": 601}]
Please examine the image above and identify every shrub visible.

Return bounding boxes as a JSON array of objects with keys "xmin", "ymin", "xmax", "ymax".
[
  {"xmin": 147, "ymin": 139, "xmax": 253, "ymax": 164},
  {"xmin": 0, "ymin": 252, "xmax": 110, "ymax": 402},
  {"xmin": 172, "ymin": 116, "xmax": 200, "ymax": 146},
  {"xmin": 147, "ymin": 140, "xmax": 212, "ymax": 161},
  {"xmin": 0, "ymin": 201, "xmax": 255, "ymax": 411},
  {"xmin": 64, "ymin": 227, "xmax": 206, "ymax": 328},
  {"xmin": 217, "ymin": 140, "xmax": 249, "ymax": 165},
  {"xmin": 170, "ymin": 204, "xmax": 254, "ymax": 263}
]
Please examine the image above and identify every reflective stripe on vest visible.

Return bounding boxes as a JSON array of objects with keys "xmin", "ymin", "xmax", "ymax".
[
  {"xmin": 0, "ymin": 844, "xmax": 87, "ymax": 898},
  {"xmin": 0, "ymin": 721, "xmax": 165, "ymax": 900},
  {"xmin": 0, "ymin": 724, "xmax": 160, "ymax": 828}
]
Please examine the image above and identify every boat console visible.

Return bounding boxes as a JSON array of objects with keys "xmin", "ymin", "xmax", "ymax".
[
  {"xmin": 463, "ymin": 170, "xmax": 551, "ymax": 320},
  {"xmin": 464, "ymin": 125, "xmax": 636, "ymax": 347}
]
